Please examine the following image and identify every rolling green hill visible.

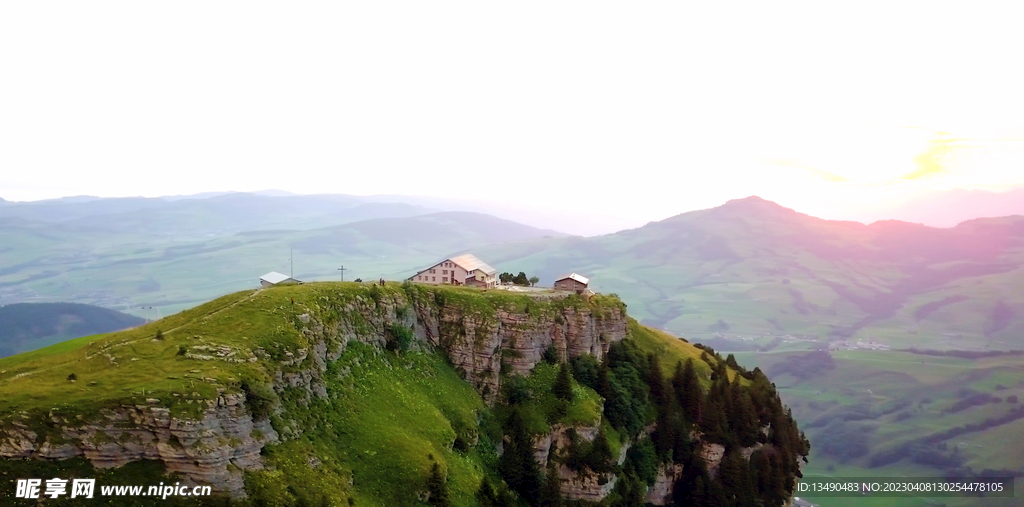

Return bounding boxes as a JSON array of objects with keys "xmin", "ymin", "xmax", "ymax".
[
  {"xmin": 0, "ymin": 283, "xmax": 809, "ymax": 507},
  {"xmin": 0, "ymin": 302, "xmax": 144, "ymax": 358}
]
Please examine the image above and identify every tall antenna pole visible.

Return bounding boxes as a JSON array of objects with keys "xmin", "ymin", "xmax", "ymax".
[{"xmin": 337, "ymin": 265, "xmax": 347, "ymax": 282}]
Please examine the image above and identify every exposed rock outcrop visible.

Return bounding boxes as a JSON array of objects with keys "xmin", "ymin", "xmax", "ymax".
[
  {"xmin": 532, "ymin": 423, "xmax": 600, "ymax": 468},
  {"xmin": 0, "ymin": 393, "xmax": 278, "ymax": 497},
  {"xmin": 411, "ymin": 296, "xmax": 627, "ymax": 399},
  {"xmin": 559, "ymin": 464, "xmax": 618, "ymax": 502},
  {"xmin": 645, "ymin": 463, "xmax": 685, "ymax": 505}
]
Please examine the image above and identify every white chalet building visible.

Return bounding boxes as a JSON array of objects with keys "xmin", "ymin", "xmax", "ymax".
[{"xmin": 409, "ymin": 254, "xmax": 497, "ymax": 288}]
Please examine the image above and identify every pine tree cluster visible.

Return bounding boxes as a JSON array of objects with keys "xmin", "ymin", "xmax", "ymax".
[{"xmin": 485, "ymin": 339, "xmax": 809, "ymax": 507}]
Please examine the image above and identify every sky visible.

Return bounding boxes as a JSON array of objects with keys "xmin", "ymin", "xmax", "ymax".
[{"xmin": 2, "ymin": 2, "xmax": 1023, "ymax": 233}]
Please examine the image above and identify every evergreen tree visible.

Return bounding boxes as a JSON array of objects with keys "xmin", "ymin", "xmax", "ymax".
[
  {"xmin": 589, "ymin": 430, "xmax": 614, "ymax": 472},
  {"xmin": 611, "ymin": 471, "xmax": 644, "ymax": 507},
  {"xmin": 647, "ymin": 354, "xmax": 668, "ymax": 407},
  {"xmin": 673, "ymin": 359, "xmax": 703, "ymax": 424},
  {"xmin": 476, "ymin": 477, "xmax": 498, "ymax": 507},
  {"xmin": 653, "ymin": 395, "xmax": 676, "ymax": 460},
  {"xmin": 570, "ymin": 355, "xmax": 600, "ymax": 391},
  {"xmin": 672, "ymin": 448, "xmax": 711, "ymax": 507},
  {"xmin": 750, "ymin": 449, "xmax": 787, "ymax": 507},
  {"xmin": 597, "ymin": 361, "xmax": 613, "ymax": 399},
  {"xmin": 476, "ymin": 476, "xmax": 516, "ymax": 507},
  {"xmin": 699, "ymin": 380, "xmax": 728, "ymax": 444},
  {"xmin": 426, "ymin": 462, "xmax": 450, "ymax": 507},
  {"xmin": 705, "ymin": 476, "xmax": 728, "ymax": 507},
  {"xmin": 717, "ymin": 449, "xmax": 754, "ymax": 507},
  {"xmin": 539, "ymin": 462, "xmax": 563, "ymax": 507},
  {"xmin": 725, "ymin": 353, "xmax": 740, "ymax": 370},
  {"xmin": 553, "ymin": 362, "xmax": 574, "ymax": 401},
  {"xmin": 542, "ymin": 344, "xmax": 559, "ymax": 365},
  {"xmin": 728, "ymin": 375, "xmax": 759, "ymax": 447},
  {"xmin": 499, "ymin": 409, "xmax": 543, "ymax": 506}
]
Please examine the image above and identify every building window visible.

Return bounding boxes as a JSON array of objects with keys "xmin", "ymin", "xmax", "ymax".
[
  {"xmin": 443, "ymin": 277, "xmax": 448, "ymax": 282},
  {"xmin": 432, "ymin": 276, "xmax": 436, "ymax": 281},
  {"xmin": 443, "ymin": 269, "xmax": 448, "ymax": 275}
]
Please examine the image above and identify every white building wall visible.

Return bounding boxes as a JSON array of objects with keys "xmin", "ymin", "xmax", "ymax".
[{"xmin": 411, "ymin": 260, "xmax": 470, "ymax": 285}]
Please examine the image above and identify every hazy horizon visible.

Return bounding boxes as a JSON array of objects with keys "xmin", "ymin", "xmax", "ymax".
[
  {"xmin": 4, "ymin": 2, "xmax": 1024, "ymax": 236},
  {"xmin": 3, "ymin": 186, "xmax": 1024, "ymax": 237}
]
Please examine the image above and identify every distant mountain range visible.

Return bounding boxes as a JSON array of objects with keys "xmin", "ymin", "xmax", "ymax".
[
  {"xmin": 476, "ymin": 195, "xmax": 1024, "ymax": 350},
  {"xmin": 4, "ymin": 186, "xmax": 1023, "ymax": 235},
  {"xmin": 0, "ymin": 302, "xmax": 144, "ymax": 357},
  {"xmin": 1, "ymin": 191, "xmax": 1023, "ymax": 351},
  {"xmin": 0, "ymin": 204, "xmax": 566, "ymax": 317},
  {"xmin": 854, "ymin": 187, "xmax": 1024, "ymax": 227},
  {"xmin": 0, "ymin": 193, "xmax": 443, "ymax": 238}
]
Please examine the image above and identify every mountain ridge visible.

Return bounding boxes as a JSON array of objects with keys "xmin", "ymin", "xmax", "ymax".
[
  {"xmin": 476, "ymin": 195, "xmax": 1024, "ymax": 348},
  {"xmin": 0, "ymin": 302, "xmax": 145, "ymax": 358}
]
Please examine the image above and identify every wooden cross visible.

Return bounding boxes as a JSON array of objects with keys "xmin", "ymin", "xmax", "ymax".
[{"xmin": 337, "ymin": 265, "xmax": 347, "ymax": 281}]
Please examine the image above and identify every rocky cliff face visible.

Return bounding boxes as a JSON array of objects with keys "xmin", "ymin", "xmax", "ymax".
[
  {"xmin": 641, "ymin": 440, "xmax": 770, "ymax": 505},
  {"xmin": 0, "ymin": 287, "xmax": 628, "ymax": 497},
  {"xmin": 410, "ymin": 294, "xmax": 627, "ymax": 399},
  {"xmin": 645, "ymin": 463, "xmax": 685, "ymax": 506},
  {"xmin": 0, "ymin": 393, "xmax": 278, "ymax": 497},
  {"xmin": 526, "ymin": 422, "xmax": 768, "ymax": 505}
]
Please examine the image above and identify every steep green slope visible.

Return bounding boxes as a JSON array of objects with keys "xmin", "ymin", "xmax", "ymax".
[
  {"xmin": 0, "ymin": 283, "xmax": 808, "ymax": 507},
  {"xmin": 0, "ymin": 302, "xmax": 144, "ymax": 357}
]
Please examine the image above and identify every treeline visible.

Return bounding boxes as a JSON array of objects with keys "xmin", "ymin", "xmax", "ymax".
[
  {"xmin": 869, "ymin": 405, "xmax": 1024, "ymax": 470},
  {"xmin": 485, "ymin": 338, "xmax": 810, "ymax": 507},
  {"xmin": 689, "ymin": 337, "xmax": 783, "ymax": 353},
  {"xmin": 668, "ymin": 354, "xmax": 811, "ymax": 507},
  {"xmin": 763, "ymin": 350, "xmax": 836, "ymax": 381},
  {"xmin": 897, "ymin": 348, "xmax": 1024, "ymax": 359},
  {"xmin": 499, "ymin": 272, "xmax": 539, "ymax": 287},
  {"xmin": 947, "ymin": 393, "xmax": 1004, "ymax": 414}
]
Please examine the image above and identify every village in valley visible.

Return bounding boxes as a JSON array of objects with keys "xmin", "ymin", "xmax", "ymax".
[{"xmin": 258, "ymin": 253, "xmax": 595, "ymax": 296}]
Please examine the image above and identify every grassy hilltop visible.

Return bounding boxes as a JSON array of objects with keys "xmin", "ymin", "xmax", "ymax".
[{"xmin": 1, "ymin": 283, "xmax": 799, "ymax": 507}]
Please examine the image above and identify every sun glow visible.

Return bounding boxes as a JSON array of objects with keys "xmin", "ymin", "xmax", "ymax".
[{"xmin": 756, "ymin": 123, "xmax": 1024, "ymax": 190}]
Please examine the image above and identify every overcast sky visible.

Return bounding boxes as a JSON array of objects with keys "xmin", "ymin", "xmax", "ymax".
[{"xmin": 2, "ymin": 2, "xmax": 1023, "ymax": 229}]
